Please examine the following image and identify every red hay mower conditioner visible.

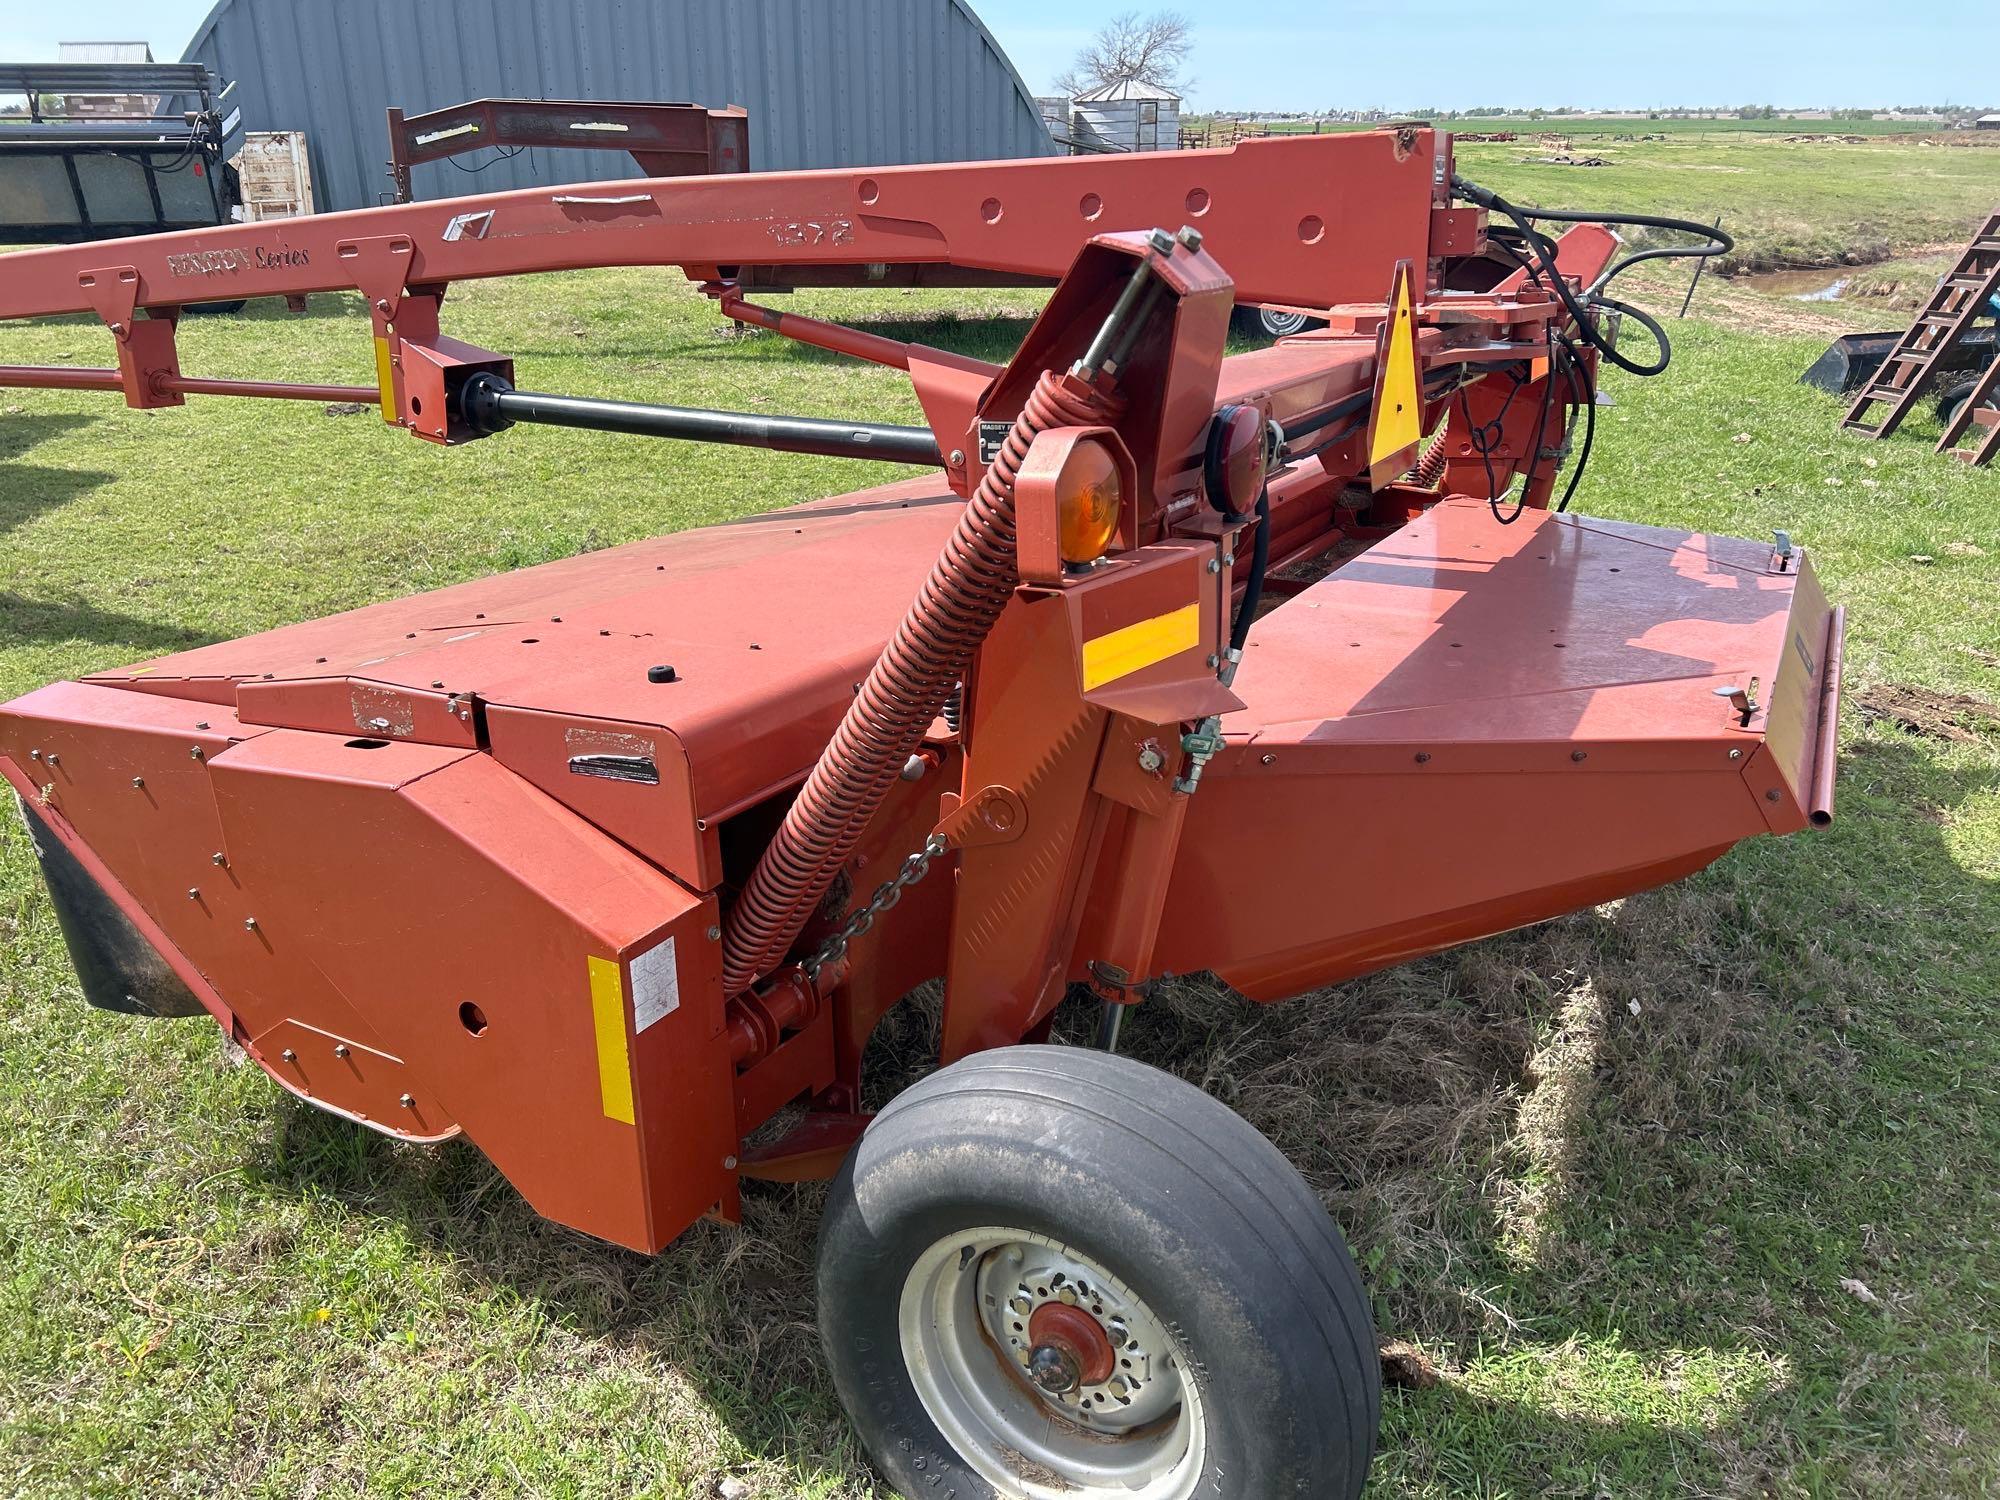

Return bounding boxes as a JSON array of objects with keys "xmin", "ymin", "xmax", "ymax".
[{"xmin": 0, "ymin": 128, "xmax": 1840, "ymax": 1498}]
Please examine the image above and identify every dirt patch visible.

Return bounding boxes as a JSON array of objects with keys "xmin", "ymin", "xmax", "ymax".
[
  {"xmin": 1684, "ymin": 275, "xmax": 1861, "ymax": 337},
  {"xmin": 1855, "ymin": 683, "xmax": 2000, "ymax": 743},
  {"xmin": 1379, "ymin": 1338, "xmax": 1443, "ymax": 1389}
]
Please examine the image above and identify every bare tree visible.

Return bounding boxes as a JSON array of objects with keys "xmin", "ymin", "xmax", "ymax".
[{"xmin": 1054, "ymin": 11, "xmax": 1194, "ymax": 98}]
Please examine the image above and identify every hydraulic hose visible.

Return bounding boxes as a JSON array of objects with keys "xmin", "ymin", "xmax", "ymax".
[
  {"xmin": 721, "ymin": 368, "xmax": 1121, "ymax": 995},
  {"xmin": 1229, "ymin": 490, "xmax": 1270, "ymax": 653},
  {"xmin": 1450, "ymin": 175, "xmax": 1732, "ymax": 380}
]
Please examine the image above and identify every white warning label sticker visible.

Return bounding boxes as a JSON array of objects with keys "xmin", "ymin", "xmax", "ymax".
[{"xmin": 631, "ymin": 938, "xmax": 680, "ymax": 1032}]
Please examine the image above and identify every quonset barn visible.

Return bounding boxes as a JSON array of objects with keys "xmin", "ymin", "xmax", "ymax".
[{"xmin": 180, "ymin": 0, "xmax": 1055, "ymax": 211}]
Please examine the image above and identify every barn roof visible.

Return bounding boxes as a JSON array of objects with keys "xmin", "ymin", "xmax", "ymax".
[
  {"xmin": 1073, "ymin": 78, "xmax": 1180, "ymax": 103},
  {"xmin": 180, "ymin": 0, "xmax": 1055, "ymax": 210}
]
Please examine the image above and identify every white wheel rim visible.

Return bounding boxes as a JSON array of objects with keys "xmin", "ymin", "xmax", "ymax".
[
  {"xmin": 898, "ymin": 1228, "xmax": 1207, "ymax": 1500},
  {"xmin": 1260, "ymin": 308, "xmax": 1310, "ymax": 337}
]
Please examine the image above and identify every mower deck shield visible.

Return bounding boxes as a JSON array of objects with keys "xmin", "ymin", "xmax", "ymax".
[
  {"xmin": 69, "ymin": 475, "xmax": 960, "ymax": 889},
  {"xmin": 1157, "ymin": 498, "xmax": 1841, "ymax": 1000}
]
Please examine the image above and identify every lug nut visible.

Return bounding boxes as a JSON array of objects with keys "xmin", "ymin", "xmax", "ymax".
[
  {"xmin": 334, "ymin": 1044, "xmax": 350, "ymax": 1059},
  {"xmin": 243, "ymin": 916, "xmax": 258, "ymax": 931},
  {"xmin": 212, "ymin": 852, "xmax": 228, "ymax": 866},
  {"xmin": 398, "ymin": 1093, "xmax": 414, "ymax": 1109},
  {"xmin": 131, "ymin": 776, "xmax": 145, "ymax": 789}
]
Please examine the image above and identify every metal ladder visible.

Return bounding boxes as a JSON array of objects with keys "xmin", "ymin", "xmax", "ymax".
[{"xmin": 1842, "ymin": 208, "xmax": 2000, "ymax": 440}]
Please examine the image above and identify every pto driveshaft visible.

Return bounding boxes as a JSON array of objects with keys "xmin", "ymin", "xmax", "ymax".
[{"xmin": 457, "ymin": 372, "xmax": 941, "ymax": 465}]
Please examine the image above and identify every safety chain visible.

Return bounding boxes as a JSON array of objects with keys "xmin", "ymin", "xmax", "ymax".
[{"xmin": 803, "ymin": 833, "xmax": 951, "ymax": 982}]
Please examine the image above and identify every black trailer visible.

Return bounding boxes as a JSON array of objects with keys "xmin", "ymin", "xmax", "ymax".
[{"xmin": 0, "ymin": 62, "xmax": 236, "ymax": 243}]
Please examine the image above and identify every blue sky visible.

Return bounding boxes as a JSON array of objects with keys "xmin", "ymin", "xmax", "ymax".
[{"xmin": 3, "ymin": 1, "xmax": 1994, "ymax": 112}]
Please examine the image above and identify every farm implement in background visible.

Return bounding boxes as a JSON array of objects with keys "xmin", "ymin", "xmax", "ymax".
[
  {"xmin": 383, "ymin": 97, "xmax": 749, "ymax": 203},
  {"xmin": 0, "ymin": 62, "xmax": 237, "ymax": 244},
  {"xmin": 0, "ymin": 128, "xmax": 1839, "ymax": 1499}
]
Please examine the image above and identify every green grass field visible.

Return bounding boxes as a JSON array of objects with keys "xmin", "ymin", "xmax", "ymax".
[
  {"xmin": 3, "ymin": 135, "xmax": 2000, "ymax": 1498},
  {"xmin": 1190, "ymin": 113, "xmax": 1982, "ymax": 139}
]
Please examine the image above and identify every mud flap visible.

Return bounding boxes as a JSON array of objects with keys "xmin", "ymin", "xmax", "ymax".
[{"xmin": 12, "ymin": 793, "xmax": 204, "ymax": 1018}]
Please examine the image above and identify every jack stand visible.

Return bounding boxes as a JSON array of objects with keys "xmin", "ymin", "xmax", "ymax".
[{"xmin": 1095, "ymin": 1000, "xmax": 1127, "ymax": 1054}]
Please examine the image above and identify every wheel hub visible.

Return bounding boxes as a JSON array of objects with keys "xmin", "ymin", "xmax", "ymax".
[
  {"xmin": 985, "ymin": 1241, "xmax": 1176, "ymax": 1431},
  {"xmin": 900, "ymin": 1228, "xmax": 1205, "ymax": 1499},
  {"xmin": 1026, "ymin": 1301, "xmax": 1116, "ymax": 1390}
]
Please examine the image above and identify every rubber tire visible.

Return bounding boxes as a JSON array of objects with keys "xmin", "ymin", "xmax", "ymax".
[
  {"xmin": 1258, "ymin": 306, "xmax": 1316, "ymax": 339},
  {"xmin": 1937, "ymin": 376, "xmax": 1994, "ymax": 434},
  {"xmin": 817, "ymin": 1045, "xmax": 1380, "ymax": 1499},
  {"xmin": 1230, "ymin": 306, "xmax": 1318, "ymax": 340}
]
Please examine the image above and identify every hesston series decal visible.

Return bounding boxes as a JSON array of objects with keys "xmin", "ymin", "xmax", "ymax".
[{"xmin": 165, "ymin": 244, "xmax": 313, "ymax": 278}]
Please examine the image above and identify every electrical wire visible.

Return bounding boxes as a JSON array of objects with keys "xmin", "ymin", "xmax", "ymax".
[
  {"xmin": 444, "ymin": 145, "xmax": 528, "ymax": 176},
  {"xmin": 1490, "ymin": 327, "xmax": 1563, "ymax": 524},
  {"xmin": 1454, "ymin": 381, "xmax": 1501, "ymax": 507}
]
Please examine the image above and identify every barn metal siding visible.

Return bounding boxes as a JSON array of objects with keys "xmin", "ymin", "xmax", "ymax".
[{"xmin": 180, "ymin": 0, "xmax": 1053, "ymax": 211}]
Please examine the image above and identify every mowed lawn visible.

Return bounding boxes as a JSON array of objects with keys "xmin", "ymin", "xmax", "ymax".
[{"xmin": 3, "ymin": 138, "xmax": 2000, "ymax": 1498}]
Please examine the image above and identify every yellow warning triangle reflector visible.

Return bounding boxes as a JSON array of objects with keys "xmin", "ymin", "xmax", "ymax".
[{"xmin": 1366, "ymin": 259, "xmax": 1423, "ymax": 491}]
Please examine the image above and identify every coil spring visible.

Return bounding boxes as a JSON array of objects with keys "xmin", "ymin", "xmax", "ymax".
[
  {"xmin": 1410, "ymin": 412, "xmax": 1450, "ymax": 488},
  {"xmin": 721, "ymin": 369, "xmax": 1119, "ymax": 995}
]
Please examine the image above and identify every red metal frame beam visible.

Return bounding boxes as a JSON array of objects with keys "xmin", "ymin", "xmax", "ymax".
[
  {"xmin": 0, "ymin": 131, "xmax": 1446, "ymax": 323},
  {"xmin": 386, "ymin": 100, "xmax": 749, "ymax": 203}
]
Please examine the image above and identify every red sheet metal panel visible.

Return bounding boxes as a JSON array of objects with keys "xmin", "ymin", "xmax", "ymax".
[
  {"xmin": 206, "ymin": 735, "xmax": 737, "ymax": 1250},
  {"xmin": 235, "ymin": 676, "xmax": 481, "ymax": 747},
  {"xmin": 83, "ymin": 476, "xmax": 964, "ymax": 885},
  {"xmin": 1155, "ymin": 499, "xmax": 1825, "ymax": 1000},
  {"xmin": 0, "ymin": 678, "xmax": 735, "ymax": 1249},
  {"xmin": 481, "ymin": 704, "xmax": 716, "ymax": 887}
]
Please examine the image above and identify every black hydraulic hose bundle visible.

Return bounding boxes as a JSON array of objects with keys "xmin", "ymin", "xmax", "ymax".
[
  {"xmin": 1451, "ymin": 174, "xmax": 1732, "ymax": 379},
  {"xmin": 1447, "ymin": 174, "xmax": 1732, "ymax": 507},
  {"xmin": 1553, "ymin": 331, "xmax": 1598, "ymax": 513}
]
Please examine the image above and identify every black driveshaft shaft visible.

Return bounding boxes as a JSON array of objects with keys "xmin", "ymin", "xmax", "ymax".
[{"xmin": 458, "ymin": 372, "xmax": 941, "ymax": 465}]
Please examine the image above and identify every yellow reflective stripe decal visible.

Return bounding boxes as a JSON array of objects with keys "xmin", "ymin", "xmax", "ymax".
[
  {"xmin": 372, "ymin": 336, "xmax": 396, "ymax": 423},
  {"xmin": 1082, "ymin": 602, "xmax": 1200, "ymax": 690},
  {"xmin": 586, "ymin": 956, "xmax": 635, "ymax": 1125}
]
